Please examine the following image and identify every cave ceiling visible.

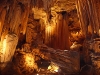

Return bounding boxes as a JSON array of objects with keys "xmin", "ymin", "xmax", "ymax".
[
  {"xmin": 0, "ymin": 0, "xmax": 80, "ymax": 49},
  {"xmin": 51, "ymin": 0, "xmax": 76, "ymax": 12},
  {"xmin": 32, "ymin": 0, "xmax": 80, "ymax": 32},
  {"xmin": 33, "ymin": 0, "xmax": 76, "ymax": 19}
]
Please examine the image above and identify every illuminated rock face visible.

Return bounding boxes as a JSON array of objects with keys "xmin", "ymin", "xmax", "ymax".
[
  {"xmin": 0, "ymin": 0, "xmax": 81, "ymax": 75},
  {"xmin": 0, "ymin": 0, "xmax": 31, "ymax": 40},
  {"xmin": 0, "ymin": 33, "xmax": 18, "ymax": 69},
  {"xmin": 13, "ymin": 52, "xmax": 38, "ymax": 75},
  {"xmin": 0, "ymin": 0, "xmax": 78, "ymax": 50},
  {"xmin": 31, "ymin": 0, "xmax": 77, "ymax": 50}
]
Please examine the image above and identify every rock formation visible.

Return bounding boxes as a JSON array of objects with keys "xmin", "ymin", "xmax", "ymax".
[{"xmin": 0, "ymin": 0, "xmax": 100, "ymax": 75}]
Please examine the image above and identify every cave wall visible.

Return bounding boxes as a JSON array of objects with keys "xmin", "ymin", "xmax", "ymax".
[
  {"xmin": 0, "ymin": 0, "xmax": 31, "ymax": 39},
  {"xmin": 76, "ymin": 0, "xmax": 100, "ymax": 39},
  {"xmin": 0, "ymin": 0, "xmax": 32, "ymax": 70},
  {"xmin": 0, "ymin": 0, "xmax": 78, "ymax": 50},
  {"xmin": 30, "ymin": 0, "xmax": 78, "ymax": 50},
  {"xmin": 76, "ymin": 0, "xmax": 100, "ymax": 75},
  {"xmin": 0, "ymin": 0, "xmax": 80, "ymax": 72},
  {"xmin": 76, "ymin": 0, "xmax": 100, "ymax": 62}
]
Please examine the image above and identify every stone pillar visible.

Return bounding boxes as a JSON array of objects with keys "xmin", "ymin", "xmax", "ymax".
[{"xmin": 0, "ymin": 33, "xmax": 18, "ymax": 70}]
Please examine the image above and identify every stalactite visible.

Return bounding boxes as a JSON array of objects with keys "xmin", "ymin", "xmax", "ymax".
[
  {"xmin": 63, "ymin": 13, "xmax": 70, "ymax": 49},
  {"xmin": 76, "ymin": 0, "xmax": 88, "ymax": 38},
  {"xmin": 9, "ymin": 5, "xmax": 21, "ymax": 34},
  {"xmin": 76, "ymin": 0, "xmax": 84, "ymax": 35},
  {"xmin": 58, "ymin": 13, "xmax": 63, "ymax": 49},
  {"xmin": 45, "ymin": 23, "xmax": 55, "ymax": 46},
  {"xmin": 32, "ymin": 0, "xmax": 43, "ymax": 8},
  {"xmin": 42, "ymin": 0, "xmax": 55, "ymax": 24},
  {"xmin": 76, "ymin": 0, "xmax": 100, "ymax": 39},
  {"xmin": 76, "ymin": 0, "xmax": 100, "ymax": 71},
  {"xmin": 44, "ymin": 11, "xmax": 70, "ymax": 50},
  {"xmin": 88, "ymin": 0, "xmax": 97, "ymax": 35},
  {"xmin": 0, "ymin": 8, "xmax": 6, "ymax": 39},
  {"xmin": 91, "ymin": 0, "xmax": 100, "ymax": 35},
  {"xmin": 20, "ymin": 4, "xmax": 30, "ymax": 35}
]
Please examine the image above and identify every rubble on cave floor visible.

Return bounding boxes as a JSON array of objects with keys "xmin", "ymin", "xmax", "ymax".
[
  {"xmin": 1, "ymin": 44, "xmax": 80, "ymax": 75},
  {"xmin": 1, "ymin": 43, "xmax": 99, "ymax": 75}
]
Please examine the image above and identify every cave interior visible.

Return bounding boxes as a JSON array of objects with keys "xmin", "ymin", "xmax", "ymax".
[{"xmin": 0, "ymin": 0, "xmax": 100, "ymax": 75}]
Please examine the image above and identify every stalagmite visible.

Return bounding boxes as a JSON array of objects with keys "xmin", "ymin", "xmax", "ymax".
[{"xmin": 0, "ymin": 33, "xmax": 18, "ymax": 70}]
